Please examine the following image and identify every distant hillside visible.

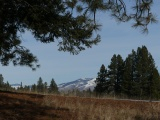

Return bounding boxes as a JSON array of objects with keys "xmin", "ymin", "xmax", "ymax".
[{"xmin": 58, "ymin": 78, "xmax": 96, "ymax": 92}]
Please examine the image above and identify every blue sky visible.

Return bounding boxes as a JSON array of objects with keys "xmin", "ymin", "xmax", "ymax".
[{"xmin": 1, "ymin": 1, "xmax": 160, "ymax": 85}]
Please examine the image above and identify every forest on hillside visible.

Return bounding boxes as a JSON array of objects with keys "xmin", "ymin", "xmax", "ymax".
[{"xmin": 95, "ymin": 46, "xmax": 160, "ymax": 100}]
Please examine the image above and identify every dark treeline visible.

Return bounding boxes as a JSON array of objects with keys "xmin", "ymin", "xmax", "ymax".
[
  {"xmin": 94, "ymin": 46, "xmax": 160, "ymax": 100},
  {"xmin": 17, "ymin": 77, "xmax": 59, "ymax": 94},
  {"xmin": 0, "ymin": 74, "xmax": 13, "ymax": 91},
  {"xmin": 0, "ymin": 74, "xmax": 59, "ymax": 94}
]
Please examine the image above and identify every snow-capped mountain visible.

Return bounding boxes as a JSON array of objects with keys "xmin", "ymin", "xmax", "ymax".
[
  {"xmin": 58, "ymin": 78, "xmax": 96, "ymax": 92},
  {"xmin": 11, "ymin": 84, "xmax": 21, "ymax": 89}
]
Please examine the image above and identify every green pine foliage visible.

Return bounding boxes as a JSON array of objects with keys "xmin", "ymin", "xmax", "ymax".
[
  {"xmin": 149, "ymin": 68, "xmax": 160, "ymax": 99},
  {"xmin": 0, "ymin": 1, "xmax": 157, "ymax": 70},
  {"xmin": 94, "ymin": 64, "xmax": 108, "ymax": 95},
  {"xmin": 121, "ymin": 50, "xmax": 137, "ymax": 98},
  {"xmin": 0, "ymin": 0, "xmax": 101, "ymax": 69},
  {"xmin": 5, "ymin": 81, "xmax": 11, "ymax": 91},
  {"xmin": 31, "ymin": 84, "xmax": 37, "ymax": 92},
  {"xmin": 107, "ymin": 54, "xmax": 124, "ymax": 96},
  {"xmin": 95, "ymin": 46, "xmax": 160, "ymax": 100},
  {"xmin": 44, "ymin": 82, "xmax": 48, "ymax": 93},
  {"xmin": 49, "ymin": 78, "xmax": 58, "ymax": 93},
  {"xmin": 0, "ymin": 74, "xmax": 4, "ymax": 88},
  {"xmin": 0, "ymin": 74, "xmax": 12, "ymax": 91},
  {"xmin": 131, "ymin": 46, "xmax": 159, "ymax": 99},
  {"xmin": 37, "ymin": 77, "xmax": 44, "ymax": 93},
  {"xmin": 116, "ymin": 55, "xmax": 124, "ymax": 95},
  {"xmin": 29, "ymin": 77, "xmax": 59, "ymax": 94}
]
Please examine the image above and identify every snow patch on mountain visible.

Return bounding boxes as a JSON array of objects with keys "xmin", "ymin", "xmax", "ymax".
[
  {"xmin": 11, "ymin": 84, "xmax": 21, "ymax": 89},
  {"xmin": 58, "ymin": 78, "xmax": 96, "ymax": 92}
]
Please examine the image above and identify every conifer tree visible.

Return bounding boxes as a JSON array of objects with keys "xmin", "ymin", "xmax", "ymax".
[
  {"xmin": 116, "ymin": 55, "xmax": 124, "ymax": 95},
  {"xmin": 24, "ymin": 85, "xmax": 30, "ymax": 92},
  {"xmin": 37, "ymin": 77, "xmax": 44, "ymax": 93},
  {"xmin": 44, "ymin": 82, "xmax": 48, "ymax": 93},
  {"xmin": 122, "ymin": 50, "xmax": 138, "ymax": 97},
  {"xmin": 137, "ymin": 46, "xmax": 149, "ymax": 97},
  {"xmin": 149, "ymin": 68, "xmax": 160, "ymax": 100},
  {"xmin": 31, "ymin": 84, "xmax": 37, "ymax": 92},
  {"xmin": 20, "ymin": 82, "xmax": 23, "ymax": 89},
  {"xmin": 135, "ymin": 46, "xmax": 156, "ymax": 98},
  {"xmin": 107, "ymin": 54, "xmax": 124, "ymax": 95},
  {"xmin": 122, "ymin": 46, "xmax": 160, "ymax": 99},
  {"xmin": 146, "ymin": 55, "xmax": 160, "ymax": 99},
  {"xmin": 5, "ymin": 81, "xmax": 10, "ymax": 91},
  {"xmin": 49, "ymin": 78, "xmax": 58, "ymax": 93},
  {"xmin": 0, "ymin": 74, "xmax": 4, "ymax": 88},
  {"xmin": 122, "ymin": 54, "xmax": 133, "ymax": 97},
  {"xmin": 94, "ymin": 64, "xmax": 108, "ymax": 95},
  {"xmin": 107, "ymin": 55, "xmax": 117, "ymax": 95}
]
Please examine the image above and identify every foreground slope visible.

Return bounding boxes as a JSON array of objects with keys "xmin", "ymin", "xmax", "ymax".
[
  {"xmin": 0, "ymin": 90, "xmax": 160, "ymax": 120},
  {"xmin": 0, "ymin": 90, "xmax": 72, "ymax": 120}
]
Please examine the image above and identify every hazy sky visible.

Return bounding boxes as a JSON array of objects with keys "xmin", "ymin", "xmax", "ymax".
[{"xmin": 1, "ymin": 1, "xmax": 160, "ymax": 85}]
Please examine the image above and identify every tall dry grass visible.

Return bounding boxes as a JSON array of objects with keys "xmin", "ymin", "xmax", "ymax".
[{"xmin": 43, "ymin": 95, "xmax": 160, "ymax": 120}]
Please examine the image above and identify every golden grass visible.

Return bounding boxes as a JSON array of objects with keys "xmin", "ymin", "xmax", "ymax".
[
  {"xmin": 1, "ymin": 90, "xmax": 160, "ymax": 120},
  {"xmin": 43, "ymin": 95, "xmax": 160, "ymax": 120}
]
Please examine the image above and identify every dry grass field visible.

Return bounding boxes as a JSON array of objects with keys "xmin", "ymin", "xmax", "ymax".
[{"xmin": 0, "ymin": 90, "xmax": 160, "ymax": 120}]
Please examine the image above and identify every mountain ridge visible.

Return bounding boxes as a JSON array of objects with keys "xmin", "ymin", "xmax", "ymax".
[{"xmin": 58, "ymin": 78, "xmax": 96, "ymax": 92}]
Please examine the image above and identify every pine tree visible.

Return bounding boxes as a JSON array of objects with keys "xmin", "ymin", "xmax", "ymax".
[
  {"xmin": 94, "ymin": 64, "xmax": 108, "ymax": 95},
  {"xmin": 31, "ymin": 84, "xmax": 37, "ymax": 92},
  {"xmin": 49, "ymin": 78, "xmax": 58, "ymax": 94},
  {"xmin": 23, "ymin": 85, "xmax": 30, "ymax": 92},
  {"xmin": 107, "ymin": 54, "xmax": 124, "ymax": 96},
  {"xmin": 122, "ymin": 46, "xmax": 160, "ymax": 99},
  {"xmin": 44, "ymin": 82, "xmax": 48, "ymax": 93},
  {"xmin": 20, "ymin": 82, "xmax": 23, "ymax": 89},
  {"xmin": 147, "ymin": 54, "xmax": 160, "ymax": 100},
  {"xmin": 149, "ymin": 68, "xmax": 160, "ymax": 100},
  {"xmin": 122, "ymin": 50, "xmax": 138, "ymax": 98},
  {"xmin": 122, "ymin": 54, "xmax": 133, "ymax": 97},
  {"xmin": 116, "ymin": 55, "xmax": 124, "ymax": 95},
  {"xmin": 0, "ymin": 74, "xmax": 4, "ymax": 88},
  {"xmin": 134, "ymin": 46, "xmax": 156, "ymax": 98},
  {"xmin": 4, "ymin": 81, "xmax": 11, "ymax": 91},
  {"xmin": 138, "ymin": 46, "xmax": 149, "ymax": 98},
  {"xmin": 37, "ymin": 77, "xmax": 44, "ymax": 93},
  {"xmin": 107, "ymin": 55, "xmax": 117, "ymax": 95}
]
